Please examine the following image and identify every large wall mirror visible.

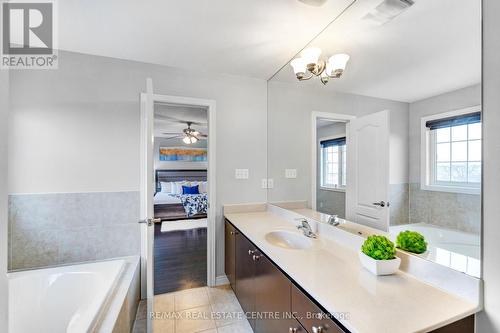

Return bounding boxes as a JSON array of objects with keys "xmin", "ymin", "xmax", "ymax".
[{"xmin": 267, "ymin": 0, "xmax": 482, "ymax": 277}]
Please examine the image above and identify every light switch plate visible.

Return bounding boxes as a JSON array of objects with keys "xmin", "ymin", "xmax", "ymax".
[
  {"xmin": 285, "ymin": 169, "xmax": 297, "ymax": 178},
  {"xmin": 235, "ymin": 169, "xmax": 249, "ymax": 179},
  {"xmin": 261, "ymin": 178, "xmax": 274, "ymax": 189}
]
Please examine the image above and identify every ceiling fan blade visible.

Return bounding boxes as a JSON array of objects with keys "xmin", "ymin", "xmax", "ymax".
[
  {"xmin": 161, "ymin": 135, "xmax": 183, "ymax": 140},
  {"xmin": 162, "ymin": 132, "xmax": 184, "ymax": 135}
]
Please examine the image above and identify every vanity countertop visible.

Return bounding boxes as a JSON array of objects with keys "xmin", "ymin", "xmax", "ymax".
[{"xmin": 224, "ymin": 210, "xmax": 479, "ymax": 333}]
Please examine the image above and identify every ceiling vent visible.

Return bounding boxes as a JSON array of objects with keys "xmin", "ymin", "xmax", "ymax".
[
  {"xmin": 362, "ymin": 0, "xmax": 414, "ymax": 25},
  {"xmin": 298, "ymin": 0, "xmax": 328, "ymax": 7}
]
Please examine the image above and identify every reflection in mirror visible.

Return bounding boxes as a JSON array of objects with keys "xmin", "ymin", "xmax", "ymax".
[{"xmin": 267, "ymin": 0, "xmax": 481, "ymax": 277}]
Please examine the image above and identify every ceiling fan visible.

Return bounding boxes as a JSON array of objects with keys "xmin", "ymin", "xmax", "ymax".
[{"xmin": 162, "ymin": 122, "xmax": 207, "ymax": 144}]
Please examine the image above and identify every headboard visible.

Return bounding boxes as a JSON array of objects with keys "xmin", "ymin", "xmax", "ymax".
[{"xmin": 155, "ymin": 169, "xmax": 207, "ymax": 193}]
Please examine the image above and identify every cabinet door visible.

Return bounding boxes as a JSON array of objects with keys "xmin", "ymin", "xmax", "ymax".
[
  {"xmin": 224, "ymin": 220, "xmax": 237, "ymax": 287},
  {"xmin": 291, "ymin": 285, "xmax": 345, "ymax": 333},
  {"xmin": 254, "ymin": 252, "xmax": 297, "ymax": 333},
  {"xmin": 235, "ymin": 233, "xmax": 257, "ymax": 329}
]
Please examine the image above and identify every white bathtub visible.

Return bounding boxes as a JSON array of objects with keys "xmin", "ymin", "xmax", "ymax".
[
  {"xmin": 8, "ymin": 259, "xmax": 125, "ymax": 333},
  {"xmin": 389, "ymin": 223, "xmax": 481, "ymax": 277}
]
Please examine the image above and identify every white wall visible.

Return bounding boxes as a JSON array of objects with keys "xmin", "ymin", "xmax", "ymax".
[
  {"xmin": 267, "ymin": 80, "xmax": 409, "ymax": 205},
  {"xmin": 477, "ymin": 0, "xmax": 500, "ymax": 331},
  {"xmin": 0, "ymin": 68, "xmax": 9, "ymax": 333},
  {"xmin": 9, "ymin": 50, "xmax": 268, "ymax": 277},
  {"xmin": 408, "ymin": 84, "xmax": 481, "ymax": 183}
]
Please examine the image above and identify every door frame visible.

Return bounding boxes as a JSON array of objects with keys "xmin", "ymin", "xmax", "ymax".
[
  {"xmin": 311, "ymin": 111, "xmax": 356, "ymax": 211},
  {"xmin": 140, "ymin": 92, "xmax": 217, "ymax": 297}
]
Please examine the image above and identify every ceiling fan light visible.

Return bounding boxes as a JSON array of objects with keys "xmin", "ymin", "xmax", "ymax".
[
  {"xmin": 327, "ymin": 54, "xmax": 350, "ymax": 75},
  {"xmin": 301, "ymin": 47, "xmax": 322, "ymax": 65},
  {"xmin": 183, "ymin": 136, "xmax": 192, "ymax": 144}
]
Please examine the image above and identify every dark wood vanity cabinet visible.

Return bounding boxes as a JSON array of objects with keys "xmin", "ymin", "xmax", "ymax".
[
  {"xmin": 254, "ymin": 252, "xmax": 299, "ymax": 333},
  {"xmin": 291, "ymin": 284, "xmax": 344, "ymax": 333},
  {"xmin": 224, "ymin": 219, "xmax": 473, "ymax": 333},
  {"xmin": 224, "ymin": 220, "xmax": 237, "ymax": 286},
  {"xmin": 234, "ymin": 230, "xmax": 258, "ymax": 329},
  {"xmin": 226, "ymin": 219, "xmax": 303, "ymax": 332}
]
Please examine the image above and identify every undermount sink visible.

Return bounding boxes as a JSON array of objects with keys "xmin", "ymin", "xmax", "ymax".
[{"xmin": 265, "ymin": 230, "xmax": 313, "ymax": 250}]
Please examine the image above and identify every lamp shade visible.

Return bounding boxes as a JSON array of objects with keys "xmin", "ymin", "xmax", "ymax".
[
  {"xmin": 300, "ymin": 47, "xmax": 322, "ymax": 65},
  {"xmin": 183, "ymin": 136, "xmax": 198, "ymax": 144},
  {"xmin": 290, "ymin": 57, "xmax": 306, "ymax": 74},
  {"xmin": 327, "ymin": 54, "xmax": 350, "ymax": 74}
]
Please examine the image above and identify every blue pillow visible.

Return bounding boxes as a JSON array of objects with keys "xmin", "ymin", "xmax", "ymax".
[{"xmin": 182, "ymin": 185, "xmax": 199, "ymax": 195}]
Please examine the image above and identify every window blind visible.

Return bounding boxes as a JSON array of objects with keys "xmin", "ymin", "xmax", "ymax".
[
  {"xmin": 320, "ymin": 137, "xmax": 346, "ymax": 148},
  {"xmin": 425, "ymin": 112, "xmax": 481, "ymax": 130}
]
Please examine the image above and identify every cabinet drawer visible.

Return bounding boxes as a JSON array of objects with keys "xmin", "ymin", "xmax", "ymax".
[{"xmin": 291, "ymin": 285, "xmax": 344, "ymax": 333}]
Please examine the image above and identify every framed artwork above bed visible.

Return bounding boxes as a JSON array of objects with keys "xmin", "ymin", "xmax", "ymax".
[{"xmin": 159, "ymin": 147, "xmax": 207, "ymax": 162}]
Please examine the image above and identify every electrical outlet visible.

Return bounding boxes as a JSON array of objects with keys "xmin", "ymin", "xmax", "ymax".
[
  {"xmin": 267, "ymin": 179, "xmax": 274, "ymax": 188},
  {"xmin": 285, "ymin": 169, "xmax": 297, "ymax": 178},
  {"xmin": 235, "ymin": 169, "xmax": 249, "ymax": 179},
  {"xmin": 261, "ymin": 179, "xmax": 268, "ymax": 188}
]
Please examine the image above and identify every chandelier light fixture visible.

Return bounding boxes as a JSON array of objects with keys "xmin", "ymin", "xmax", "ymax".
[{"xmin": 290, "ymin": 47, "xmax": 350, "ymax": 85}]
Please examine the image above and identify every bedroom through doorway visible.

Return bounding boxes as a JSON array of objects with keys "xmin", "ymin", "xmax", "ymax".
[{"xmin": 152, "ymin": 102, "xmax": 210, "ymax": 295}]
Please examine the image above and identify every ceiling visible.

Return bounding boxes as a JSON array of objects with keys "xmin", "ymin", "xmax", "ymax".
[
  {"xmin": 154, "ymin": 104, "xmax": 207, "ymax": 139},
  {"xmin": 58, "ymin": 0, "xmax": 354, "ymax": 79},
  {"xmin": 271, "ymin": 0, "xmax": 482, "ymax": 102}
]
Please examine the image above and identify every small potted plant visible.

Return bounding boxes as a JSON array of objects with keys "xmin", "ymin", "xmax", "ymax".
[
  {"xmin": 359, "ymin": 235, "xmax": 401, "ymax": 275},
  {"xmin": 396, "ymin": 230, "xmax": 427, "ymax": 254}
]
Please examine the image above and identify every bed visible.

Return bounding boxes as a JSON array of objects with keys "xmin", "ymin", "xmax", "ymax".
[{"xmin": 154, "ymin": 169, "xmax": 208, "ymax": 221}]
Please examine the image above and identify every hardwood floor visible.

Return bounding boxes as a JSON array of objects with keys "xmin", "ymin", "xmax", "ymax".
[{"xmin": 154, "ymin": 222, "xmax": 207, "ymax": 295}]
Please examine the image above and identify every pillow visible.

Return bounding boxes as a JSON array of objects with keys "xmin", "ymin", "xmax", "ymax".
[
  {"xmin": 182, "ymin": 185, "xmax": 200, "ymax": 195},
  {"xmin": 172, "ymin": 181, "xmax": 190, "ymax": 194},
  {"xmin": 199, "ymin": 181, "xmax": 208, "ymax": 193},
  {"xmin": 160, "ymin": 182, "xmax": 173, "ymax": 193},
  {"xmin": 192, "ymin": 181, "xmax": 207, "ymax": 193}
]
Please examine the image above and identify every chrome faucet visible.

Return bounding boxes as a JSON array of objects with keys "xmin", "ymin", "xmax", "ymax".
[
  {"xmin": 328, "ymin": 214, "xmax": 340, "ymax": 226},
  {"xmin": 295, "ymin": 218, "xmax": 317, "ymax": 238}
]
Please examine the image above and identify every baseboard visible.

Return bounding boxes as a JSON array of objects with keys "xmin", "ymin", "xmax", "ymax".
[{"xmin": 215, "ymin": 275, "xmax": 229, "ymax": 286}]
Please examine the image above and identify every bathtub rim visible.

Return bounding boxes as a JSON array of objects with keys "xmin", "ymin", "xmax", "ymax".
[{"xmin": 8, "ymin": 256, "xmax": 140, "ymax": 333}]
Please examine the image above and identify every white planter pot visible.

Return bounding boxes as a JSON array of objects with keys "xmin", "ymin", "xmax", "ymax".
[{"xmin": 358, "ymin": 251, "xmax": 401, "ymax": 276}]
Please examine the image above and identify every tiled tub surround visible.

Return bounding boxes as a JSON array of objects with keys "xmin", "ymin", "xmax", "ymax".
[
  {"xmin": 408, "ymin": 183, "xmax": 481, "ymax": 234},
  {"xmin": 8, "ymin": 191, "xmax": 140, "ymax": 270},
  {"xmin": 389, "ymin": 183, "xmax": 409, "ymax": 226},
  {"xmin": 316, "ymin": 188, "xmax": 346, "ymax": 218}
]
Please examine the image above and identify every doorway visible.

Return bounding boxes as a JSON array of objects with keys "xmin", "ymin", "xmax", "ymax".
[
  {"xmin": 311, "ymin": 112, "xmax": 354, "ymax": 216},
  {"xmin": 153, "ymin": 103, "xmax": 209, "ymax": 294},
  {"xmin": 139, "ymin": 85, "xmax": 217, "ymax": 310}
]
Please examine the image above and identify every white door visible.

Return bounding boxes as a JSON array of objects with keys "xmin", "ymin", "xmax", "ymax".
[
  {"xmin": 139, "ymin": 78, "xmax": 159, "ymax": 333},
  {"xmin": 346, "ymin": 110, "xmax": 390, "ymax": 231}
]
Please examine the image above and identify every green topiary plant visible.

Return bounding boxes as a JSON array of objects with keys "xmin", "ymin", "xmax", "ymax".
[
  {"xmin": 396, "ymin": 230, "xmax": 427, "ymax": 254},
  {"xmin": 361, "ymin": 235, "xmax": 396, "ymax": 260}
]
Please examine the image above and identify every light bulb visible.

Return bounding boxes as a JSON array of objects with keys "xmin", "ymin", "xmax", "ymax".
[
  {"xmin": 183, "ymin": 136, "xmax": 191, "ymax": 144},
  {"xmin": 290, "ymin": 58, "xmax": 306, "ymax": 75},
  {"xmin": 327, "ymin": 54, "xmax": 350, "ymax": 75},
  {"xmin": 300, "ymin": 47, "xmax": 322, "ymax": 65}
]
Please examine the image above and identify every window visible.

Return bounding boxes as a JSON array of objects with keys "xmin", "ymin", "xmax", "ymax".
[
  {"xmin": 320, "ymin": 137, "xmax": 346, "ymax": 189},
  {"xmin": 423, "ymin": 108, "xmax": 481, "ymax": 193}
]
